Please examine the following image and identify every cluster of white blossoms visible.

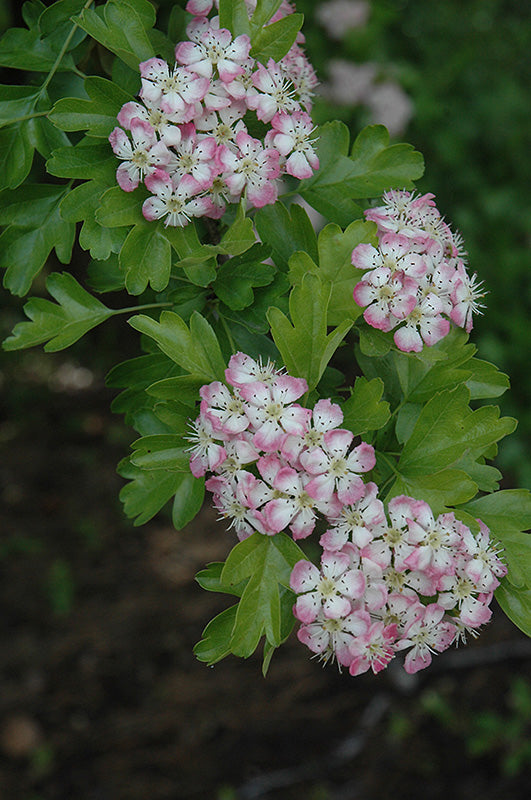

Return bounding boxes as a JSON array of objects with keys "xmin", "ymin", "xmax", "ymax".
[
  {"xmin": 188, "ymin": 354, "xmax": 506, "ymax": 675},
  {"xmin": 291, "ymin": 493, "xmax": 506, "ymax": 675},
  {"xmin": 187, "ymin": 352, "xmax": 376, "ymax": 540},
  {"xmin": 108, "ymin": 1, "xmax": 319, "ymax": 226},
  {"xmin": 351, "ymin": 190, "xmax": 486, "ymax": 352}
]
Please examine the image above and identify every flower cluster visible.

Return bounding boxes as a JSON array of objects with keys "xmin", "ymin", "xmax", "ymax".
[
  {"xmin": 351, "ymin": 190, "xmax": 486, "ymax": 352},
  {"xmin": 187, "ymin": 352, "xmax": 375, "ymax": 540},
  {"xmin": 291, "ymin": 492, "xmax": 507, "ymax": 674},
  {"xmin": 108, "ymin": 2, "xmax": 319, "ymax": 226}
]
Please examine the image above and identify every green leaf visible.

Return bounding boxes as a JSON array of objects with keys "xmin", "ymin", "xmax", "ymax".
[
  {"xmin": 398, "ymin": 385, "xmax": 517, "ymax": 478},
  {"xmin": 0, "ymin": 26, "xmax": 76, "ymax": 71},
  {"xmin": 87, "ymin": 253, "xmax": 126, "ymax": 293},
  {"xmin": 346, "ymin": 124, "xmax": 425, "ymax": 196},
  {"xmin": 221, "ymin": 532, "xmax": 304, "ymax": 657},
  {"xmin": 298, "ymin": 121, "xmax": 362, "ymax": 226},
  {"xmin": 267, "ymin": 272, "xmax": 352, "ymax": 392},
  {"xmin": 172, "ymin": 473, "xmax": 205, "ymax": 530},
  {"xmin": 342, "ymin": 377, "xmax": 391, "ymax": 436},
  {"xmin": 452, "ymin": 455, "xmax": 502, "ymax": 493},
  {"xmin": 460, "ymin": 490, "xmax": 531, "ymax": 588},
  {"xmin": 316, "ymin": 220, "xmax": 377, "ymax": 325},
  {"xmin": 255, "ymin": 201, "xmax": 318, "ymax": 270},
  {"xmin": 129, "ymin": 310, "xmax": 226, "ymax": 381},
  {"xmin": 73, "ymin": 0, "xmax": 155, "ymax": 70},
  {"xmin": 194, "ymin": 606, "xmax": 238, "ymax": 665},
  {"xmin": 250, "ymin": 0, "xmax": 282, "ymax": 34},
  {"xmin": 0, "ymin": 124, "xmax": 34, "ymax": 191},
  {"xmin": 81, "ymin": 216, "xmax": 128, "ymax": 261},
  {"xmin": 3, "ymin": 272, "xmax": 114, "ymax": 352},
  {"xmin": 49, "ymin": 76, "xmax": 133, "ymax": 138},
  {"xmin": 0, "ymin": 85, "xmax": 40, "ymax": 128},
  {"xmin": 214, "ymin": 246, "xmax": 275, "ymax": 310},
  {"xmin": 0, "ymin": 184, "xmax": 75, "ymax": 296},
  {"xmin": 118, "ymin": 456, "xmax": 188, "ymax": 526},
  {"xmin": 195, "ymin": 562, "xmax": 247, "ymax": 597},
  {"xmin": 358, "ymin": 324, "xmax": 393, "ymax": 357},
  {"xmin": 250, "ymin": 13, "xmax": 303, "ymax": 64},
  {"xmin": 495, "ymin": 582, "xmax": 531, "ymax": 638},
  {"xmin": 387, "ymin": 470, "xmax": 478, "ymax": 516},
  {"xmin": 47, "ymin": 140, "xmax": 116, "ymax": 181},
  {"xmin": 218, "ymin": 200, "xmax": 256, "ymax": 255},
  {"xmin": 146, "ymin": 374, "xmax": 205, "ymax": 405},
  {"xmin": 95, "ymin": 185, "xmax": 146, "ymax": 227},
  {"xmin": 119, "ymin": 222, "xmax": 172, "ymax": 294},
  {"xmin": 26, "ymin": 115, "xmax": 71, "ymax": 160},
  {"xmin": 299, "ymin": 123, "xmax": 424, "ymax": 223},
  {"xmin": 130, "ymin": 434, "xmax": 189, "ymax": 470},
  {"xmin": 465, "ymin": 358, "xmax": 510, "ymax": 399},
  {"xmin": 219, "ymin": 0, "xmax": 251, "ymax": 37}
]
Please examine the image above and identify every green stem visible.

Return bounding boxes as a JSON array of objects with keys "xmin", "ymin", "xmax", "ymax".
[
  {"xmin": 0, "ymin": 109, "xmax": 49, "ymax": 128},
  {"xmin": 112, "ymin": 302, "xmax": 173, "ymax": 316},
  {"xmin": 40, "ymin": 0, "xmax": 94, "ymax": 95},
  {"xmin": 218, "ymin": 313, "xmax": 236, "ymax": 354}
]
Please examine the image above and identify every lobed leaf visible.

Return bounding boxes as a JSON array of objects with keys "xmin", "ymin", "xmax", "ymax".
[
  {"xmin": 220, "ymin": 532, "xmax": 303, "ymax": 657},
  {"xmin": 3, "ymin": 272, "xmax": 113, "ymax": 352},
  {"xmin": 268, "ymin": 272, "xmax": 352, "ymax": 392},
  {"xmin": 129, "ymin": 310, "xmax": 226, "ymax": 382},
  {"xmin": 255, "ymin": 201, "xmax": 318, "ymax": 271},
  {"xmin": 342, "ymin": 377, "xmax": 391, "ymax": 437}
]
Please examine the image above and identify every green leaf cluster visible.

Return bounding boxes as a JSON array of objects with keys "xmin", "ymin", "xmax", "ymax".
[
  {"xmin": 298, "ymin": 122, "xmax": 425, "ymax": 226},
  {"xmin": 194, "ymin": 533, "xmax": 305, "ymax": 671}
]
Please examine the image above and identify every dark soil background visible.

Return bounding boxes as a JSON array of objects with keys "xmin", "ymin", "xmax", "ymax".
[{"xmin": 1, "ymin": 337, "xmax": 531, "ymax": 800}]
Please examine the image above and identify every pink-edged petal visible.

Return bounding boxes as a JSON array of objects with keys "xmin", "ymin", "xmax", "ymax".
[
  {"xmin": 116, "ymin": 163, "xmax": 139, "ymax": 191},
  {"xmin": 290, "ymin": 559, "xmax": 320, "ymax": 593},
  {"xmin": 394, "ymin": 324, "xmax": 423, "ymax": 353}
]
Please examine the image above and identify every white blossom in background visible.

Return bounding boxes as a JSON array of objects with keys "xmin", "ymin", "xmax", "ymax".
[{"xmin": 316, "ymin": 0, "xmax": 370, "ymax": 40}]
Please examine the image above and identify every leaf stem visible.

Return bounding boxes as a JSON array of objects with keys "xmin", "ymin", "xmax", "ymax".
[
  {"xmin": 40, "ymin": 0, "xmax": 94, "ymax": 94},
  {"xmin": 218, "ymin": 312, "xmax": 236, "ymax": 354},
  {"xmin": 0, "ymin": 109, "xmax": 49, "ymax": 128},
  {"xmin": 112, "ymin": 302, "xmax": 174, "ymax": 316}
]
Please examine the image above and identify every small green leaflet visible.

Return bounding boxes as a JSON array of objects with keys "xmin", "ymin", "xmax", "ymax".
[
  {"xmin": 118, "ymin": 456, "xmax": 204, "ymax": 528},
  {"xmin": 398, "ymin": 385, "xmax": 517, "ymax": 478},
  {"xmin": 255, "ymin": 200, "xmax": 318, "ymax": 270},
  {"xmin": 0, "ymin": 184, "xmax": 75, "ymax": 296},
  {"xmin": 129, "ymin": 310, "xmax": 226, "ymax": 382},
  {"xmin": 299, "ymin": 122, "xmax": 424, "ymax": 226},
  {"xmin": 460, "ymin": 490, "xmax": 531, "ymax": 590},
  {"xmin": 0, "ymin": 25, "xmax": 77, "ymax": 72},
  {"xmin": 213, "ymin": 245, "xmax": 275, "ymax": 310},
  {"xmin": 219, "ymin": 0, "xmax": 251, "ymax": 37},
  {"xmin": 73, "ymin": 0, "xmax": 155, "ymax": 70},
  {"xmin": 386, "ymin": 470, "xmax": 479, "ymax": 516},
  {"xmin": 250, "ymin": 13, "xmax": 303, "ymax": 64},
  {"xmin": 288, "ymin": 220, "xmax": 377, "ymax": 325},
  {"xmin": 194, "ymin": 606, "xmax": 239, "ymax": 665},
  {"xmin": 496, "ymin": 583, "xmax": 531, "ymax": 638},
  {"xmin": 49, "ymin": 76, "xmax": 133, "ymax": 138},
  {"xmin": 119, "ymin": 222, "xmax": 173, "ymax": 295},
  {"xmin": 130, "ymin": 434, "xmax": 189, "ymax": 470},
  {"xmin": 3, "ymin": 272, "xmax": 113, "ymax": 352},
  {"xmin": 220, "ymin": 532, "xmax": 304, "ymax": 657},
  {"xmin": 268, "ymin": 272, "xmax": 352, "ymax": 392},
  {"xmin": 347, "ymin": 125, "xmax": 425, "ymax": 196},
  {"xmin": 250, "ymin": 0, "xmax": 283, "ymax": 35},
  {"xmin": 341, "ymin": 377, "xmax": 391, "ymax": 437}
]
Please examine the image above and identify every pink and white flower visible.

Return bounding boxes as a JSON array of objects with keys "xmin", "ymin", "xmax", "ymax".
[
  {"xmin": 142, "ymin": 169, "xmax": 210, "ymax": 227},
  {"xmin": 109, "ymin": 121, "xmax": 170, "ymax": 191}
]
